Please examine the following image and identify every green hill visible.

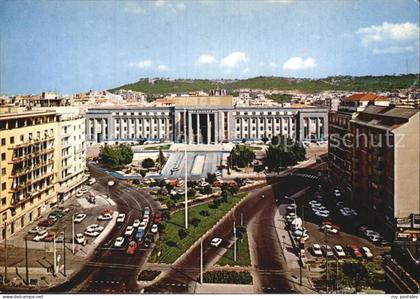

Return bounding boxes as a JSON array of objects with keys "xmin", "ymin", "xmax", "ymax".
[{"xmin": 109, "ymin": 74, "xmax": 419, "ymax": 96}]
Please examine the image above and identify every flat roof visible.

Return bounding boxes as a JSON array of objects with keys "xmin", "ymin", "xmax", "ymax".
[
  {"xmin": 0, "ymin": 110, "xmax": 56, "ymax": 120},
  {"xmin": 174, "ymin": 96, "xmax": 233, "ymax": 108}
]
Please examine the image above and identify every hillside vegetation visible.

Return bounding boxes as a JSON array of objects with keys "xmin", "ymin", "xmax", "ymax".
[{"xmin": 109, "ymin": 74, "xmax": 419, "ymax": 96}]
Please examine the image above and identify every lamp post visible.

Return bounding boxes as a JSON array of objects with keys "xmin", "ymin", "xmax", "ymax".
[
  {"xmin": 72, "ymin": 214, "xmax": 75, "ymax": 254},
  {"xmin": 233, "ymin": 221, "xmax": 237, "ymax": 262},
  {"xmin": 53, "ymin": 232, "xmax": 57, "ymax": 276},
  {"xmin": 25, "ymin": 237, "xmax": 29, "ymax": 285},
  {"xmin": 200, "ymin": 238, "xmax": 203, "ymax": 284},
  {"xmin": 184, "ymin": 108, "xmax": 188, "ymax": 230}
]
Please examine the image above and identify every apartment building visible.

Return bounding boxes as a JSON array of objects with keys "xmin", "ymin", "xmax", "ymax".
[
  {"xmin": 349, "ymin": 105, "xmax": 419, "ymax": 237},
  {"xmin": 0, "ymin": 107, "xmax": 87, "ymax": 240},
  {"xmin": 328, "ymin": 93, "xmax": 390, "ymax": 195}
]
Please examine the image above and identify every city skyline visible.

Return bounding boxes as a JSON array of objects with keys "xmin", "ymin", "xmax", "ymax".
[{"xmin": 0, "ymin": 0, "xmax": 419, "ymax": 94}]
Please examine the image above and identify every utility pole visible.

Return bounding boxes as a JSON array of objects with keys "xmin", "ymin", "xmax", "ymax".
[
  {"xmin": 184, "ymin": 108, "xmax": 188, "ymax": 230},
  {"xmin": 233, "ymin": 221, "xmax": 237, "ymax": 262},
  {"xmin": 25, "ymin": 237, "xmax": 29, "ymax": 285},
  {"xmin": 4, "ymin": 227, "xmax": 7, "ymax": 284},
  {"xmin": 336, "ymin": 258, "xmax": 339, "ymax": 293},
  {"xmin": 299, "ymin": 240, "xmax": 303, "ymax": 286},
  {"xmin": 63, "ymin": 227, "xmax": 66, "ymax": 276},
  {"xmin": 200, "ymin": 238, "xmax": 203, "ymax": 284},
  {"xmin": 53, "ymin": 232, "xmax": 56, "ymax": 276},
  {"xmin": 240, "ymin": 213, "xmax": 243, "ymax": 226},
  {"xmin": 72, "ymin": 214, "xmax": 75, "ymax": 254}
]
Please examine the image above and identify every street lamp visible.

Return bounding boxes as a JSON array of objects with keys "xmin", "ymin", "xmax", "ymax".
[{"xmin": 72, "ymin": 214, "xmax": 75, "ymax": 254}]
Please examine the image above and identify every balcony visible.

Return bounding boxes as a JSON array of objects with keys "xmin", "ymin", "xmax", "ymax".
[
  {"xmin": 10, "ymin": 160, "xmax": 54, "ymax": 177},
  {"xmin": 10, "ymin": 184, "xmax": 54, "ymax": 207},
  {"xmin": 10, "ymin": 148, "xmax": 54, "ymax": 164},
  {"xmin": 8, "ymin": 136, "xmax": 54, "ymax": 150},
  {"xmin": 61, "ymin": 143, "xmax": 72, "ymax": 149},
  {"xmin": 10, "ymin": 172, "xmax": 54, "ymax": 193}
]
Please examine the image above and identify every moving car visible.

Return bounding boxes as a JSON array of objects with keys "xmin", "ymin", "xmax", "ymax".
[
  {"xmin": 139, "ymin": 221, "xmax": 147, "ymax": 230},
  {"xmin": 43, "ymin": 231, "xmax": 57, "ymax": 242},
  {"xmin": 126, "ymin": 241, "xmax": 138, "ymax": 254},
  {"xmin": 334, "ymin": 189, "xmax": 341, "ymax": 197},
  {"xmin": 33, "ymin": 230, "xmax": 48, "ymax": 241},
  {"xmin": 38, "ymin": 219, "xmax": 55, "ymax": 227},
  {"xmin": 125, "ymin": 226, "xmax": 134, "ymax": 236},
  {"xmin": 333, "ymin": 245, "xmax": 346, "ymax": 258},
  {"xmin": 144, "ymin": 207, "xmax": 150, "ymax": 216},
  {"xmin": 210, "ymin": 238, "xmax": 222, "ymax": 248},
  {"xmin": 142, "ymin": 215, "xmax": 150, "ymax": 223},
  {"xmin": 116, "ymin": 213, "xmax": 126, "ymax": 224},
  {"xmin": 84, "ymin": 227, "xmax": 100, "ymax": 237},
  {"xmin": 98, "ymin": 213, "xmax": 113, "ymax": 221},
  {"xmin": 151, "ymin": 224, "xmax": 159, "ymax": 233},
  {"xmin": 86, "ymin": 224, "xmax": 104, "ymax": 232},
  {"xmin": 315, "ymin": 210, "xmax": 330, "ymax": 218},
  {"xmin": 114, "ymin": 237, "xmax": 125, "ymax": 248},
  {"xmin": 74, "ymin": 213, "xmax": 87, "ymax": 223},
  {"xmin": 320, "ymin": 224, "xmax": 339, "ymax": 234},
  {"xmin": 135, "ymin": 228, "xmax": 145, "ymax": 242},
  {"xmin": 347, "ymin": 244, "xmax": 363, "ymax": 258},
  {"xmin": 29, "ymin": 226, "xmax": 41, "ymax": 234},
  {"xmin": 311, "ymin": 244, "xmax": 323, "ymax": 256},
  {"xmin": 360, "ymin": 246, "xmax": 374, "ymax": 260},
  {"xmin": 154, "ymin": 214, "xmax": 162, "ymax": 224},
  {"xmin": 88, "ymin": 178, "xmax": 96, "ymax": 185}
]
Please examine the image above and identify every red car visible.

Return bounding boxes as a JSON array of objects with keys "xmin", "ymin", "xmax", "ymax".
[
  {"xmin": 347, "ymin": 244, "xmax": 363, "ymax": 258},
  {"xmin": 126, "ymin": 241, "xmax": 138, "ymax": 255},
  {"xmin": 38, "ymin": 219, "xmax": 55, "ymax": 227},
  {"xmin": 321, "ymin": 221, "xmax": 341, "ymax": 230},
  {"xmin": 154, "ymin": 214, "xmax": 161, "ymax": 224}
]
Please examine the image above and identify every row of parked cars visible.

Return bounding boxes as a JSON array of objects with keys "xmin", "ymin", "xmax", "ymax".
[{"xmin": 310, "ymin": 243, "xmax": 374, "ymax": 260}]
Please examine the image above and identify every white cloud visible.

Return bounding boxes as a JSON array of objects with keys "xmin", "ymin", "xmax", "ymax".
[
  {"xmin": 221, "ymin": 51, "xmax": 249, "ymax": 68},
  {"xmin": 131, "ymin": 59, "xmax": 153, "ymax": 69},
  {"xmin": 123, "ymin": 2, "xmax": 146, "ymax": 15},
  {"xmin": 268, "ymin": 0, "xmax": 294, "ymax": 4},
  {"xmin": 197, "ymin": 54, "xmax": 217, "ymax": 65},
  {"xmin": 157, "ymin": 64, "xmax": 169, "ymax": 71},
  {"xmin": 282, "ymin": 57, "xmax": 317, "ymax": 71},
  {"xmin": 357, "ymin": 22, "xmax": 419, "ymax": 45}
]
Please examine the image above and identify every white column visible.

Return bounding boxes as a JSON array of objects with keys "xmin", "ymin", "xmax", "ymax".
[
  {"xmin": 215, "ymin": 112, "xmax": 219, "ymax": 144},
  {"xmin": 256, "ymin": 117, "xmax": 260, "ymax": 139},
  {"xmin": 221, "ymin": 111, "xmax": 225, "ymax": 142},
  {"xmin": 207, "ymin": 113, "xmax": 211, "ymax": 144},
  {"xmin": 248, "ymin": 117, "xmax": 251, "ymax": 139},
  {"xmin": 157, "ymin": 118, "xmax": 161, "ymax": 140},
  {"xmin": 316, "ymin": 118, "xmax": 320, "ymax": 140},
  {"xmin": 92, "ymin": 119, "xmax": 97, "ymax": 142},
  {"xmin": 127, "ymin": 118, "xmax": 131, "ymax": 140},
  {"xmin": 197, "ymin": 113, "xmax": 200, "ymax": 144},
  {"xmin": 272, "ymin": 117, "xmax": 275, "ymax": 137},
  {"xmin": 101, "ymin": 119, "xmax": 106, "ymax": 142},
  {"xmin": 240, "ymin": 117, "xmax": 243, "ymax": 140},
  {"xmin": 142, "ymin": 118, "xmax": 146, "ymax": 139},
  {"xmin": 264, "ymin": 117, "xmax": 268, "ymax": 138},
  {"xmin": 135, "ymin": 119, "xmax": 139, "ymax": 139},
  {"xmin": 280, "ymin": 117, "xmax": 284, "ymax": 136},
  {"xmin": 288, "ymin": 117, "xmax": 292, "ymax": 137},
  {"xmin": 188, "ymin": 112, "xmax": 193, "ymax": 144}
]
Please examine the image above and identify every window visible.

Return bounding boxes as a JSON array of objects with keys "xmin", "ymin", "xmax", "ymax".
[
  {"xmin": 1, "ymin": 183, "xmax": 6, "ymax": 190},
  {"xmin": 1, "ymin": 168, "xmax": 5, "ymax": 176},
  {"xmin": 1, "ymin": 138, "xmax": 5, "ymax": 146},
  {"xmin": 20, "ymin": 135, "xmax": 24, "ymax": 142},
  {"xmin": 1, "ymin": 153, "xmax": 5, "ymax": 161},
  {"xmin": 10, "ymin": 137, "xmax": 14, "ymax": 144}
]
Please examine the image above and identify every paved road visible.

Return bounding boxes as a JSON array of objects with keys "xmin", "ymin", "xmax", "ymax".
[
  {"xmin": 49, "ymin": 164, "xmax": 159, "ymax": 293},
  {"xmin": 144, "ymin": 176, "xmax": 308, "ymax": 294}
]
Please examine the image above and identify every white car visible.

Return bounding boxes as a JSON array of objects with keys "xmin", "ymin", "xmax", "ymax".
[
  {"xmin": 334, "ymin": 189, "xmax": 341, "ymax": 197},
  {"xmin": 142, "ymin": 215, "xmax": 150, "ymax": 223},
  {"xmin": 86, "ymin": 224, "xmax": 104, "ymax": 232},
  {"xmin": 98, "ymin": 214, "xmax": 113, "ymax": 221},
  {"xmin": 76, "ymin": 191, "xmax": 84, "ymax": 198},
  {"xmin": 84, "ymin": 227, "xmax": 100, "ymax": 237},
  {"xmin": 114, "ymin": 237, "xmax": 125, "ymax": 248},
  {"xmin": 33, "ymin": 230, "xmax": 48, "ymax": 241},
  {"xmin": 29, "ymin": 226, "xmax": 41, "ymax": 234},
  {"xmin": 333, "ymin": 245, "xmax": 346, "ymax": 258},
  {"xmin": 144, "ymin": 207, "xmax": 150, "ymax": 216},
  {"xmin": 75, "ymin": 233, "xmax": 85, "ymax": 244},
  {"xmin": 139, "ymin": 221, "xmax": 147, "ymax": 230},
  {"xmin": 74, "ymin": 213, "xmax": 87, "ymax": 223},
  {"xmin": 361, "ymin": 247, "xmax": 374, "ymax": 259},
  {"xmin": 287, "ymin": 204, "xmax": 297, "ymax": 212},
  {"xmin": 293, "ymin": 228, "xmax": 307, "ymax": 237},
  {"xmin": 321, "ymin": 224, "xmax": 339, "ymax": 234},
  {"xmin": 88, "ymin": 178, "xmax": 96, "ymax": 185},
  {"xmin": 312, "ymin": 206, "xmax": 326, "ymax": 212},
  {"xmin": 125, "ymin": 226, "xmax": 134, "ymax": 236},
  {"xmin": 311, "ymin": 244, "xmax": 323, "ymax": 256},
  {"xmin": 364, "ymin": 230, "xmax": 381, "ymax": 238},
  {"xmin": 309, "ymin": 200, "xmax": 319, "ymax": 205},
  {"xmin": 176, "ymin": 179, "xmax": 185, "ymax": 187},
  {"xmin": 210, "ymin": 238, "xmax": 222, "ymax": 248},
  {"xmin": 295, "ymin": 234, "xmax": 309, "ymax": 241},
  {"xmin": 133, "ymin": 219, "xmax": 141, "ymax": 228},
  {"xmin": 315, "ymin": 210, "xmax": 330, "ymax": 218},
  {"xmin": 151, "ymin": 224, "xmax": 159, "ymax": 233},
  {"xmin": 116, "ymin": 213, "xmax": 126, "ymax": 224},
  {"xmin": 369, "ymin": 235, "xmax": 382, "ymax": 243}
]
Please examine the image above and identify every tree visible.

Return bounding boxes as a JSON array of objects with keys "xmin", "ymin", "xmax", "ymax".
[
  {"xmin": 139, "ymin": 169, "xmax": 147, "ymax": 177},
  {"xmin": 190, "ymin": 217, "xmax": 201, "ymax": 227},
  {"xmin": 99, "ymin": 144, "xmax": 133, "ymax": 170},
  {"xmin": 203, "ymin": 184, "xmax": 213, "ymax": 195},
  {"xmin": 142, "ymin": 158, "xmax": 155, "ymax": 169},
  {"xmin": 261, "ymin": 136, "xmax": 269, "ymax": 144},
  {"xmin": 156, "ymin": 148, "xmax": 167, "ymax": 167},
  {"xmin": 188, "ymin": 188, "xmax": 196, "ymax": 197},
  {"xmin": 178, "ymin": 229, "xmax": 188, "ymax": 240},
  {"xmin": 206, "ymin": 172, "xmax": 217, "ymax": 184},
  {"xmin": 228, "ymin": 145, "xmax": 255, "ymax": 168}
]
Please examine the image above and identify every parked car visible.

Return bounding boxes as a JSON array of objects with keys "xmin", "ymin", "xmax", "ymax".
[
  {"xmin": 333, "ymin": 245, "xmax": 346, "ymax": 258},
  {"xmin": 151, "ymin": 224, "xmax": 159, "ymax": 233},
  {"xmin": 315, "ymin": 210, "xmax": 330, "ymax": 218},
  {"xmin": 87, "ymin": 224, "xmax": 104, "ymax": 232},
  {"xmin": 369, "ymin": 235, "xmax": 383, "ymax": 244},
  {"xmin": 98, "ymin": 214, "xmax": 113, "ymax": 221},
  {"xmin": 116, "ymin": 213, "xmax": 126, "ymax": 224},
  {"xmin": 114, "ymin": 237, "xmax": 125, "ymax": 248},
  {"xmin": 74, "ymin": 213, "xmax": 87, "ymax": 223},
  {"xmin": 133, "ymin": 219, "xmax": 141, "ymax": 228},
  {"xmin": 347, "ymin": 244, "xmax": 363, "ymax": 259},
  {"xmin": 56, "ymin": 232, "xmax": 65, "ymax": 243},
  {"xmin": 321, "ymin": 245, "xmax": 334, "ymax": 258},
  {"xmin": 33, "ymin": 230, "xmax": 48, "ymax": 241},
  {"xmin": 154, "ymin": 214, "xmax": 161, "ymax": 224},
  {"xmin": 320, "ymin": 224, "xmax": 339, "ymax": 234},
  {"xmin": 76, "ymin": 191, "xmax": 84, "ymax": 198},
  {"xmin": 360, "ymin": 246, "xmax": 374, "ymax": 260},
  {"xmin": 139, "ymin": 221, "xmax": 147, "ymax": 230},
  {"xmin": 334, "ymin": 189, "xmax": 341, "ymax": 197},
  {"xmin": 43, "ymin": 231, "xmax": 57, "ymax": 242},
  {"xmin": 88, "ymin": 178, "xmax": 96, "ymax": 185},
  {"xmin": 142, "ymin": 215, "xmax": 150, "ymax": 223},
  {"xmin": 144, "ymin": 207, "xmax": 150, "ymax": 216},
  {"xmin": 75, "ymin": 233, "xmax": 86, "ymax": 245},
  {"xmin": 126, "ymin": 241, "xmax": 138, "ymax": 254},
  {"xmin": 311, "ymin": 244, "xmax": 323, "ymax": 256},
  {"xmin": 125, "ymin": 226, "xmax": 134, "ymax": 236},
  {"xmin": 84, "ymin": 227, "xmax": 100, "ymax": 237},
  {"xmin": 135, "ymin": 228, "xmax": 145, "ymax": 242},
  {"xmin": 29, "ymin": 226, "xmax": 41, "ymax": 234},
  {"xmin": 210, "ymin": 238, "xmax": 222, "ymax": 248}
]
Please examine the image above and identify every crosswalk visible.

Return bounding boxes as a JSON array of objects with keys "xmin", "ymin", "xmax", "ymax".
[{"xmin": 292, "ymin": 173, "xmax": 320, "ymax": 180}]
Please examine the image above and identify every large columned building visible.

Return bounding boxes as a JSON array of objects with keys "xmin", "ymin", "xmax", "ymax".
[{"xmin": 85, "ymin": 96, "xmax": 328, "ymax": 145}]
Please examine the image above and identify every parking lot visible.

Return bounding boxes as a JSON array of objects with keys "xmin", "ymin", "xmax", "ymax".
[{"xmin": 280, "ymin": 185, "xmax": 391, "ymax": 263}]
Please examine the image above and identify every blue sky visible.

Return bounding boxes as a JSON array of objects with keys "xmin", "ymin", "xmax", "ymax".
[{"xmin": 0, "ymin": 0, "xmax": 419, "ymax": 94}]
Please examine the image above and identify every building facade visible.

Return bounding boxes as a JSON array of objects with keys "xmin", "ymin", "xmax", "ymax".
[
  {"xmin": 0, "ymin": 107, "xmax": 87, "ymax": 240},
  {"xmin": 349, "ymin": 105, "xmax": 419, "ymax": 237},
  {"xmin": 85, "ymin": 96, "xmax": 328, "ymax": 145}
]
